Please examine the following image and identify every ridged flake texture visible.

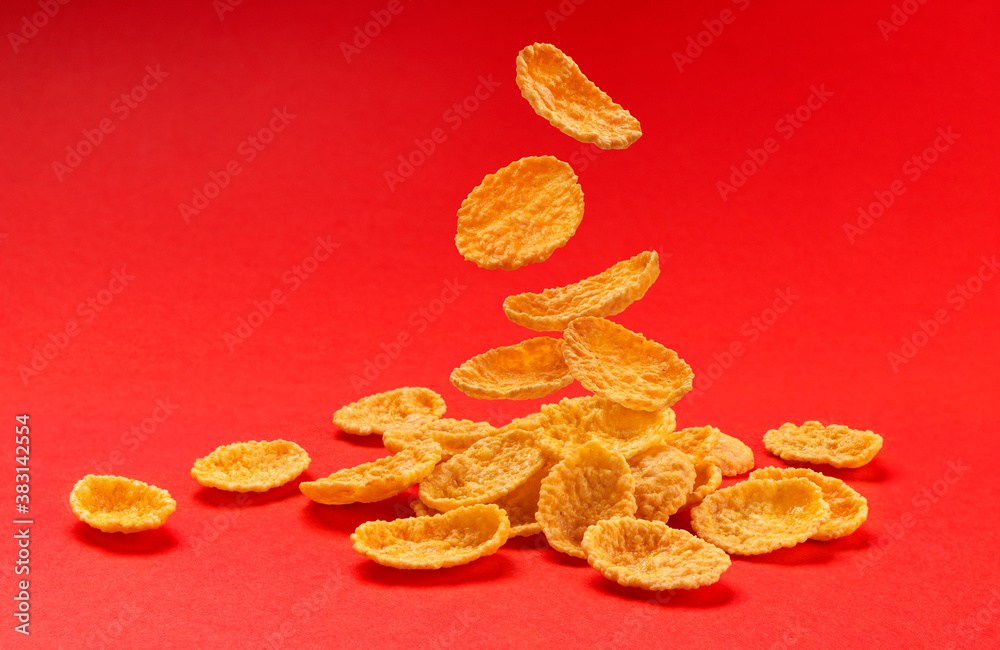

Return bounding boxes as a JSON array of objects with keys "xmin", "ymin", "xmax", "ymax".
[
  {"xmin": 503, "ymin": 251, "xmax": 660, "ymax": 331},
  {"xmin": 763, "ymin": 421, "xmax": 883, "ymax": 468},
  {"xmin": 382, "ymin": 414, "xmax": 497, "ymax": 460},
  {"xmin": 582, "ymin": 517, "xmax": 731, "ymax": 590},
  {"xmin": 707, "ymin": 432, "xmax": 756, "ymax": 476},
  {"xmin": 562, "ymin": 317, "xmax": 693, "ymax": 411},
  {"xmin": 351, "ymin": 504, "xmax": 510, "ymax": 569},
  {"xmin": 536, "ymin": 440, "xmax": 636, "ymax": 558},
  {"xmin": 299, "ymin": 440, "xmax": 442, "ymax": 505},
  {"xmin": 664, "ymin": 426, "xmax": 722, "ymax": 463},
  {"xmin": 629, "ymin": 444, "xmax": 696, "ymax": 522},
  {"xmin": 691, "ymin": 478, "xmax": 831, "ymax": 555},
  {"xmin": 191, "ymin": 440, "xmax": 311, "ymax": 492},
  {"xmin": 685, "ymin": 460, "xmax": 723, "ymax": 506},
  {"xmin": 750, "ymin": 467, "xmax": 868, "ymax": 540},
  {"xmin": 418, "ymin": 430, "xmax": 545, "ymax": 511},
  {"xmin": 449, "ymin": 336, "xmax": 573, "ymax": 400},
  {"xmin": 533, "ymin": 396, "xmax": 676, "ymax": 460},
  {"xmin": 455, "ymin": 156, "xmax": 584, "ymax": 271},
  {"xmin": 332, "ymin": 387, "xmax": 446, "ymax": 435},
  {"xmin": 70, "ymin": 475, "xmax": 176, "ymax": 533},
  {"xmin": 516, "ymin": 43, "xmax": 642, "ymax": 149}
]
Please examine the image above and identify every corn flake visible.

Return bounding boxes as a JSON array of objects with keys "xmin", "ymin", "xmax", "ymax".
[
  {"xmin": 382, "ymin": 414, "xmax": 497, "ymax": 460},
  {"xmin": 300, "ymin": 439, "xmax": 442, "ymax": 505},
  {"xmin": 502, "ymin": 251, "xmax": 660, "ymax": 332},
  {"xmin": 494, "ymin": 462, "xmax": 550, "ymax": 537},
  {"xmin": 450, "ymin": 336, "xmax": 573, "ymax": 400},
  {"xmin": 70, "ymin": 475, "xmax": 176, "ymax": 533},
  {"xmin": 534, "ymin": 396, "xmax": 676, "ymax": 460},
  {"xmin": 763, "ymin": 421, "xmax": 883, "ymax": 468},
  {"xmin": 536, "ymin": 440, "xmax": 636, "ymax": 558},
  {"xmin": 690, "ymin": 478, "xmax": 831, "ymax": 555},
  {"xmin": 750, "ymin": 467, "xmax": 868, "ymax": 541},
  {"xmin": 418, "ymin": 430, "xmax": 544, "ymax": 511},
  {"xmin": 351, "ymin": 504, "xmax": 510, "ymax": 569},
  {"xmin": 455, "ymin": 156, "xmax": 584, "ymax": 271},
  {"xmin": 191, "ymin": 440, "xmax": 310, "ymax": 492},
  {"xmin": 629, "ymin": 444, "xmax": 695, "ymax": 522},
  {"xmin": 582, "ymin": 517, "xmax": 731, "ymax": 590},
  {"xmin": 562, "ymin": 317, "xmax": 693, "ymax": 411},
  {"xmin": 707, "ymin": 432, "xmax": 755, "ymax": 476},
  {"xmin": 685, "ymin": 460, "xmax": 723, "ymax": 506},
  {"xmin": 333, "ymin": 387, "xmax": 446, "ymax": 436},
  {"xmin": 664, "ymin": 426, "xmax": 721, "ymax": 463},
  {"xmin": 516, "ymin": 43, "xmax": 642, "ymax": 149}
]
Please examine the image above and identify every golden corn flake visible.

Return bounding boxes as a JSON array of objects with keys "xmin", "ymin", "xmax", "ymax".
[
  {"xmin": 562, "ymin": 317, "xmax": 693, "ymax": 411},
  {"xmin": 629, "ymin": 444, "xmax": 695, "ymax": 522},
  {"xmin": 516, "ymin": 42, "xmax": 642, "ymax": 150},
  {"xmin": 685, "ymin": 460, "xmax": 723, "ymax": 506},
  {"xmin": 382, "ymin": 414, "xmax": 497, "ymax": 460},
  {"xmin": 70, "ymin": 475, "xmax": 176, "ymax": 533},
  {"xmin": 333, "ymin": 387, "xmax": 446, "ymax": 435},
  {"xmin": 750, "ymin": 467, "xmax": 868, "ymax": 541},
  {"xmin": 419, "ymin": 430, "xmax": 544, "ymax": 511},
  {"xmin": 502, "ymin": 251, "xmax": 660, "ymax": 332},
  {"xmin": 690, "ymin": 478, "xmax": 831, "ymax": 555},
  {"xmin": 455, "ymin": 156, "xmax": 584, "ymax": 271},
  {"xmin": 664, "ymin": 426, "xmax": 721, "ymax": 463},
  {"xmin": 763, "ymin": 421, "xmax": 883, "ymax": 468},
  {"xmin": 536, "ymin": 440, "xmax": 636, "ymax": 558},
  {"xmin": 707, "ymin": 432, "xmax": 755, "ymax": 477},
  {"xmin": 449, "ymin": 336, "xmax": 573, "ymax": 400},
  {"xmin": 351, "ymin": 504, "xmax": 511, "ymax": 569},
  {"xmin": 534, "ymin": 396, "xmax": 676, "ymax": 460},
  {"xmin": 582, "ymin": 517, "xmax": 730, "ymax": 590},
  {"xmin": 494, "ymin": 463, "xmax": 550, "ymax": 537},
  {"xmin": 300, "ymin": 439, "xmax": 442, "ymax": 505},
  {"xmin": 409, "ymin": 499, "xmax": 440, "ymax": 518},
  {"xmin": 191, "ymin": 440, "xmax": 311, "ymax": 492}
]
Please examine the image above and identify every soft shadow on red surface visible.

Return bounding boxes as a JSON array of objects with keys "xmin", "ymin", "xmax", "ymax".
[
  {"xmin": 589, "ymin": 573, "xmax": 738, "ymax": 608},
  {"xmin": 193, "ymin": 481, "xmax": 305, "ymax": 507},
  {"xmin": 72, "ymin": 522, "xmax": 179, "ymax": 555},
  {"xmin": 736, "ymin": 540, "xmax": 837, "ymax": 565},
  {"xmin": 503, "ymin": 533, "xmax": 551, "ymax": 552},
  {"xmin": 541, "ymin": 547, "xmax": 590, "ymax": 568},
  {"xmin": 334, "ymin": 430, "xmax": 387, "ymax": 448},
  {"xmin": 794, "ymin": 460, "xmax": 892, "ymax": 483},
  {"xmin": 302, "ymin": 498, "xmax": 413, "ymax": 533},
  {"xmin": 356, "ymin": 552, "xmax": 515, "ymax": 587}
]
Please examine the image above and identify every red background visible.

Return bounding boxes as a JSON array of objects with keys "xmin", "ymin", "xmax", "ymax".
[{"xmin": 2, "ymin": 0, "xmax": 999, "ymax": 647}]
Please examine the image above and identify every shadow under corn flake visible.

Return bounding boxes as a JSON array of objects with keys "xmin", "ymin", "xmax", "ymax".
[
  {"xmin": 590, "ymin": 572, "xmax": 738, "ymax": 607},
  {"xmin": 72, "ymin": 521, "xmax": 179, "ymax": 555},
  {"xmin": 356, "ymin": 550, "xmax": 515, "ymax": 587}
]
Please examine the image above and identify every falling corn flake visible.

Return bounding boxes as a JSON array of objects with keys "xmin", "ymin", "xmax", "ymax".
[
  {"xmin": 582, "ymin": 517, "xmax": 731, "ymax": 590},
  {"xmin": 502, "ymin": 250, "xmax": 660, "ymax": 332},
  {"xmin": 690, "ymin": 478, "xmax": 831, "ymax": 555},
  {"xmin": 351, "ymin": 504, "xmax": 511, "ymax": 569},
  {"xmin": 70, "ymin": 475, "xmax": 176, "ymax": 533},
  {"xmin": 763, "ymin": 421, "xmax": 883, "ymax": 469},
  {"xmin": 333, "ymin": 387, "xmax": 446, "ymax": 436},
  {"xmin": 455, "ymin": 156, "xmax": 584, "ymax": 271},
  {"xmin": 191, "ymin": 440, "xmax": 311, "ymax": 492},
  {"xmin": 516, "ymin": 42, "xmax": 642, "ymax": 149},
  {"xmin": 536, "ymin": 440, "xmax": 636, "ymax": 558},
  {"xmin": 750, "ymin": 466, "xmax": 868, "ymax": 541},
  {"xmin": 299, "ymin": 439, "xmax": 442, "ymax": 505},
  {"xmin": 418, "ymin": 430, "xmax": 545, "ymax": 511},
  {"xmin": 562, "ymin": 316, "xmax": 693, "ymax": 411},
  {"xmin": 449, "ymin": 336, "xmax": 574, "ymax": 400}
]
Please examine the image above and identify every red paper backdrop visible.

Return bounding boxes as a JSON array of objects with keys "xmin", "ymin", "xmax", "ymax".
[{"xmin": 2, "ymin": 0, "xmax": 998, "ymax": 647}]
